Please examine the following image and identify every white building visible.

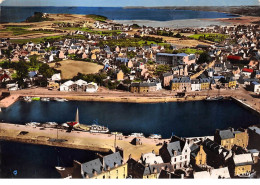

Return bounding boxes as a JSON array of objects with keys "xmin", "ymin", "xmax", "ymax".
[
  {"xmin": 139, "ymin": 151, "xmax": 164, "ymax": 165},
  {"xmin": 60, "ymin": 80, "xmax": 74, "ymax": 91},
  {"xmin": 85, "ymin": 82, "xmax": 98, "ymax": 93},
  {"xmin": 191, "ymin": 79, "xmax": 201, "ymax": 91},
  {"xmin": 159, "ymin": 137, "xmax": 191, "ymax": 170},
  {"xmin": 193, "ymin": 167, "xmax": 230, "ymax": 179},
  {"xmin": 51, "ymin": 73, "xmax": 61, "ymax": 81},
  {"xmin": 250, "ymin": 81, "xmax": 260, "ymax": 93}
]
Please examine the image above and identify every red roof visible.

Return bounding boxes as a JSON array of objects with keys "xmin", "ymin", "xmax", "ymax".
[
  {"xmin": 242, "ymin": 68, "xmax": 253, "ymax": 73},
  {"xmin": 227, "ymin": 55, "xmax": 242, "ymax": 60}
]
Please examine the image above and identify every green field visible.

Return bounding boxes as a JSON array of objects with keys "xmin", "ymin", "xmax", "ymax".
[
  {"xmin": 0, "ymin": 25, "xmax": 54, "ymax": 36},
  {"xmin": 61, "ymin": 27, "xmax": 122, "ymax": 36},
  {"xmin": 174, "ymin": 48, "xmax": 204, "ymax": 55},
  {"xmin": 188, "ymin": 33, "xmax": 228, "ymax": 42},
  {"xmin": 9, "ymin": 35, "xmax": 88, "ymax": 44}
]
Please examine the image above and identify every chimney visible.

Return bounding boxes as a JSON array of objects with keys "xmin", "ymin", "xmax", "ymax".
[
  {"xmin": 128, "ymin": 154, "xmax": 132, "ymax": 160},
  {"xmin": 152, "ymin": 150, "xmax": 155, "ymax": 154}
]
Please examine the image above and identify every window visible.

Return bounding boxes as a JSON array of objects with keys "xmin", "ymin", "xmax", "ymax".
[
  {"xmin": 185, "ymin": 155, "xmax": 187, "ymax": 159},
  {"xmin": 174, "ymin": 158, "xmax": 176, "ymax": 162},
  {"xmin": 103, "ymin": 175, "xmax": 105, "ymax": 179},
  {"xmin": 180, "ymin": 156, "xmax": 182, "ymax": 160}
]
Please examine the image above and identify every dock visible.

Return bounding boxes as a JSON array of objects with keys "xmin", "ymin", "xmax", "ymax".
[{"xmin": 0, "ymin": 123, "xmax": 168, "ymax": 161}]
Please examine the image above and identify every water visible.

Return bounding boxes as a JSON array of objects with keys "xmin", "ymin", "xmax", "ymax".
[
  {"xmin": 0, "ymin": 140, "xmax": 108, "ymax": 178},
  {"xmin": 0, "ymin": 100, "xmax": 259, "ymax": 138},
  {"xmin": 0, "ymin": 7, "xmax": 239, "ymax": 23}
]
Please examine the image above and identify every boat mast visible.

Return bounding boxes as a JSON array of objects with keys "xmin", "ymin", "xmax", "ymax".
[{"xmin": 75, "ymin": 108, "xmax": 79, "ymax": 123}]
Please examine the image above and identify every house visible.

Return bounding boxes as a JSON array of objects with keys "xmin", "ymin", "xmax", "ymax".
[
  {"xmin": 190, "ymin": 144, "xmax": 207, "ymax": 167},
  {"xmin": 127, "ymin": 158, "xmax": 174, "ymax": 179},
  {"xmin": 250, "ymin": 81, "xmax": 260, "ymax": 93},
  {"xmin": 248, "ymin": 149, "xmax": 259, "ymax": 164},
  {"xmin": 199, "ymin": 78, "xmax": 210, "ymax": 90},
  {"xmin": 191, "ymin": 79, "xmax": 201, "ymax": 91},
  {"xmin": 48, "ymin": 81, "xmax": 60, "ymax": 89},
  {"xmin": 51, "ymin": 73, "xmax": 61, "ymax": 81},
  {"xmin": 202, "ymin": 139, "xmax": 232, "ymax": 168},
  {"xmin": 193, "ymin": 167, "xmax": 230, "ymax": 179},
  {"xmin": 228, "ymin": 154, "xmax": 254, "ymax": 177},
  {"xmin": 117, "ymin": 70, "xmax": 124, "ymax": 81},
  {"xmin": 170, "ymin": 77, "xmax": 191, "ymax": 92},
  {"xmin": 85, "ymin": 82, "xmax": 98, "ymax": 93},
  {"xmin": 139, "ymin": 151, "xmax": 164, "ymax": 165},
  {"xmin": 56, "ymin": 152, "xmax": 127, "ymax": 179},
  {"xmin": 130, "ymin": 82, "xmax": 157, "ymax": 93},
  {"xmin": 227, "ymin": 77, "xmax": 237, "ymax": 89},
  {"xmin": 242, "ymin": 68, "xmax": 253, "ymax": 78},
  {"xmin": 156, "ymin": 53, "xmax": 195, "ymax": 66},
  {"xmin": 214, "ymin": 128, "xmax": 249, "ymax": 150},
  {"xmin": 248, "ymin": 126, "xmax": 260, "ymax": 150},
  {"xmin": 159, "ymin": 136, "xmax": 191, "ymax": 170},
  {"xmin": 161, "ymin": 72, "xmax": 173, "ymax": 87}
]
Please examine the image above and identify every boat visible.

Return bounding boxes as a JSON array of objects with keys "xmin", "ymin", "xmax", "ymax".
[
  {"xmin": 62, "ymin": 123, "xmax": 70, "ymax": 128},
  {"xmin": 149, "ymin": 134, "xmax": 162, "ymax": 139},
  {"xmin": 111, "ymin": 132, "xmax": 123, "ymax": 136},
  {"xmin": 25, "ymin": 122, "xmax": 41, "ymax": 127},
  {"xmin": 89, "ymin": 124, "xmax": 109, "ymax": 133},
  {"xmin": 66, "ymin": 108, "xmax": 80, "ymax": 127},
  {"xmin": 205, "ymin": 96, "xmax": 223, "ymax": 101},
  {"xmin": 23, "ymin": 96, "xmax": 32, "ymax": 102},
  {"xmin": 46, "ymin": 122, "xmax": 58, "ymax": 126},
  {"xmin": 129, "ymin": 133, "xmax": 144, "ymax": 138},
  {"xmin": 54, "ymin": 98, "xmax": 68, "ymax": 102},
  {"xmin": 41, "ymin": 97, "xmax": 50, "ymax": 102}
]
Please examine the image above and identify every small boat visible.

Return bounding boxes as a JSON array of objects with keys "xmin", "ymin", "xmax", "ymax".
[
  {"xmin": 25, "ymin": 122, "xmax": 41, "ymax": 127},
  {"xmin": 54, "ymin": 98, "xmax": 68, "ymax": 102},
  {"xmin": 129, "ymin": 133, "xmax": 144, "ymax": 138},
  {"xmin": 46, "ymin": 122, "xmax": 58, "ymax": 126},
  {"xmin": 41, "ymin": 97, "xmax": 50, "ymax": 102},
  {"xmin": 62, "ymin": 123, "xmax": 70, "ymax": 128},
  {"xmin": 90, "ymin": 124, "xmax": 109, "ymax": 133},
  {"xmin": 205, "ymin": 96, "xmax": 223, "ymax": 101},
  {"xmin": 149, "ymin": 134, "xmax": 162, "ymax": 139},
  {"xmin": 23, "ymin": 96, "xmax": 32, "ymax": 102}
]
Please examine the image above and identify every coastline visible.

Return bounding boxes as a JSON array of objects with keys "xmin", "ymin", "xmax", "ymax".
[{"xmin": 113, "ymin": 19, "xmax": 231, "ymax": 28}]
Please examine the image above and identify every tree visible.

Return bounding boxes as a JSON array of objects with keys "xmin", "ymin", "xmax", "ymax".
[
  {"xmin": 197, "ymin": 52, "xmax": 212, "ymax": 64},
  {"xmin": 15, "ymin": 61, "xmax": 29, "ymax": 88},
  {"xmin": 120, "ymin": 64, "xmax": 130, "ymax": 74},
  {"xmin": 39, "ymin": 63, "xmax": 55, "ymax": 78}
]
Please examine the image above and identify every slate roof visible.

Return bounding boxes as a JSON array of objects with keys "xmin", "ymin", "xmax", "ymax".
[
  {"xmin": 103, "ymin": 152, "xmax": 123, "ymax": 171},
  {"xmin": 167, "ymin": 141, "xmax": 182, "ymax": 156},
  {"xmin": 81, "ymin": 158, "xmax": 103, "ymax": 178},
  {"xmin": 162, "ymin": 72, "xmax": 173, "ymax": 77},
  {"xmin": 219, "ymin": 130, "xmax": 235, "ymax": 140},
  {"xmin": 143, "ymin": 163, "xmax": 174, "ymax": 176}
]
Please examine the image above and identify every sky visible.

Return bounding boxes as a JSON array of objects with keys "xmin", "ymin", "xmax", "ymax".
[{"xmin": 0, "ymin": 0, "xmax": 260, "ymax": 7}]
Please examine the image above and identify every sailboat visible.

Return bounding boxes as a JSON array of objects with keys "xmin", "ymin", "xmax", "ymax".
[{"xmin": 66, "ymin": 108, "xmax": 80, "ymax": 127}]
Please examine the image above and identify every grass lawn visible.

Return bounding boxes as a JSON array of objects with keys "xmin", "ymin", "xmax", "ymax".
[
  {"xmin": 49, "ymin": 60, "xmax": 104, "ymax": 79},
  {"xmin": 188, "ymin": 33, "xmax": 228, "ymax": 42}
]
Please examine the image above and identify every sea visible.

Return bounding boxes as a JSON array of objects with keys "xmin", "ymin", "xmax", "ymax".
[
  {"xmin": 0, "ymin": 6, "xmax": 239, "ymax": 23},
  {"xmin": 0, "ymin": 100, "xmax": 260, "ymax": 178},
  {"xmin": 0, "ymin": 100, "xmax": 259, "ymax": 138}
]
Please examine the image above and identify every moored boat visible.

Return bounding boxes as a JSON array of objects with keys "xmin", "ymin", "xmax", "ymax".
[
  {"xmin": 25, "ymin": 122, "xmax": 41, "ymax": 127},
  {"xmin": 41, "ymin": 97, "xmax": 50, "ymax": 102},
  {"xmin": 89, "ymin": 124, "xmax": 109, "ymax": 133},
  {"xmin": 129, "ymin": 133, "xmax": 144, "ymax": 138},
  {"xmin": 149, "ymin": 134, "xmax": 162, "ymax": 139}
]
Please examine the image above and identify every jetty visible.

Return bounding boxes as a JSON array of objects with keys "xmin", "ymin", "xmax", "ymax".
[{"xmin": 0, "ymin": 123, "xmax": 168, "ymax": 161}]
